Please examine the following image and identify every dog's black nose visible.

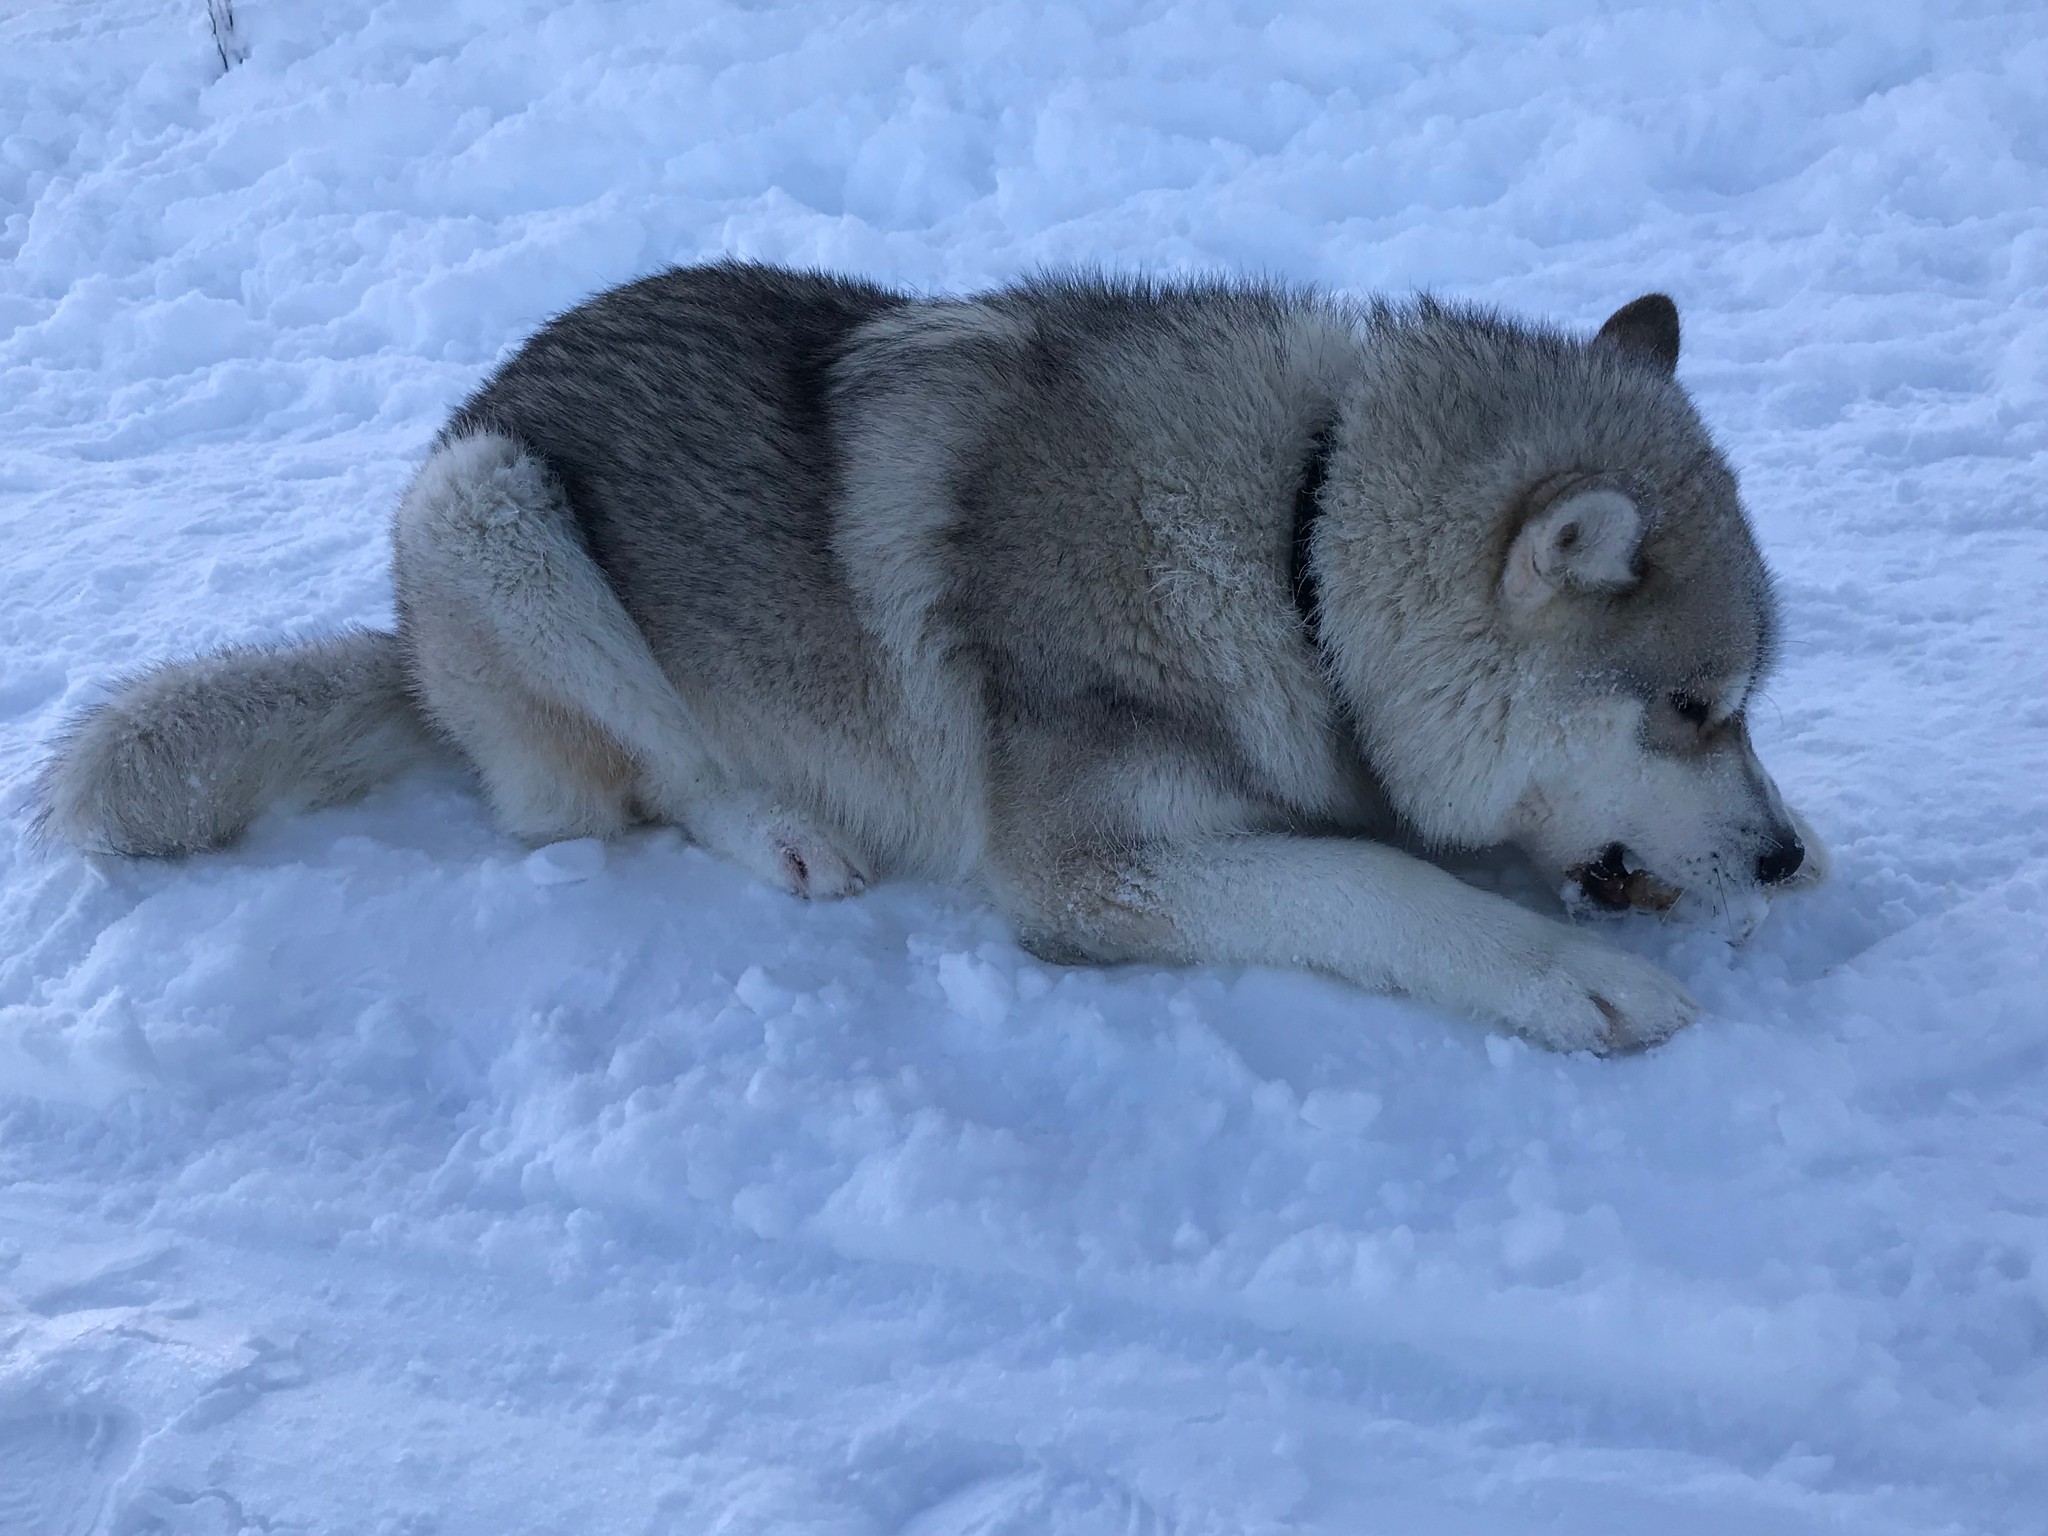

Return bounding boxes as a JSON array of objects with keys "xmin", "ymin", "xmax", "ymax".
[{"xmin": 1756, "ymin": 831, "xmax": 1805, "ymax": 886}]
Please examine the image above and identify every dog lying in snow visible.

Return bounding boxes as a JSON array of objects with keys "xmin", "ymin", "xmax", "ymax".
[{"xmin": 36, "ymin": 263, "xmax": 1825, "ymax": 1053}]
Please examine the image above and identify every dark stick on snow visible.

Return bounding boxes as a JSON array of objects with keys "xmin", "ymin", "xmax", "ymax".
[{"xmin": 207, "ymin": 0, "xmax": 246, "ymax": 72}]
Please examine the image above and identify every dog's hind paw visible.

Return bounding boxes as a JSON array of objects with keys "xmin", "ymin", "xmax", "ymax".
[
  {"xmin": 772, "ymin": 828, "xmax": 868, "ymax": 901},
  {"xmin": 677, "ymin": 787, "xmax": 870, "ymax": 901}
]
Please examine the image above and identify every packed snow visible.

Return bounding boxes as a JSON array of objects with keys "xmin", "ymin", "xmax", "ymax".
[{"xmin": 3, "ymin": 1, "xmax": 2046, "ymax": 1532}]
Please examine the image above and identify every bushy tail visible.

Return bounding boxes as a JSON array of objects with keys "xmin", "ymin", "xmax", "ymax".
[{"xmin": 33, "ymin": 627, "xmax": 437, "ymax": 857}]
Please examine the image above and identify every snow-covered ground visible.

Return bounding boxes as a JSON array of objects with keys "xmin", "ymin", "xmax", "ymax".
[{"xmin": 3, "ymin": 1, "xmax": 2046, "ymax": 1530}]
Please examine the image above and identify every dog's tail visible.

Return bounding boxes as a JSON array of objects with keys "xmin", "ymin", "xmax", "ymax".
[{"xmin": 32, "ymin": 627, "xmax": 437, "ymax": 857}]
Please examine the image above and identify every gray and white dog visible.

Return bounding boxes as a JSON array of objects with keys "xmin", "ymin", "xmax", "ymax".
[{"xmin": 36, "ymin": 263, "xmax": 1824, "ymax": 1053}]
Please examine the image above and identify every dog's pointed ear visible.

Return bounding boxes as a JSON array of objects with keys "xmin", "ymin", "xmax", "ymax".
[
  {"xmin": 1595, "ymin": 293, "xmax": 1680, "ymax": 375},
  {"xmin": 1501, "ymin": 487, "xmax": 1644, "ymax": 615}
]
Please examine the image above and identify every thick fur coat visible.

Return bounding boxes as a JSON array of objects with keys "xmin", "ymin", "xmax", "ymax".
[{"xmin": 36, "ymin": 264, "xmax": 1822, "ymax": 1052}]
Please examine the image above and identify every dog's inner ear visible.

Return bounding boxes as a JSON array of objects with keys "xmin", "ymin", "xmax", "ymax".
[
  {"xmin": 1595, "ymin": 293, "xmax": 1680, "ymax": 375},
  {"xmin": 1500, "ymin": 487, "xmax": 1644, "ymax": 616}
]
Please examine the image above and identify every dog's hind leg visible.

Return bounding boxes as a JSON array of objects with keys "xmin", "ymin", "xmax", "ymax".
[
  {"xmin": 394, "ymin": 435, "xmax": 643, "ymax": 843},
  {"xmin": 391, "ymin": 432, "xmax": 866, "ymax": 896}
]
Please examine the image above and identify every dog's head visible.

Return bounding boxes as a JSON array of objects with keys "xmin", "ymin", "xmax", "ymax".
[{"xmin": 1323, "ymin": 293, "xmax": 1824, "ymax": 937}]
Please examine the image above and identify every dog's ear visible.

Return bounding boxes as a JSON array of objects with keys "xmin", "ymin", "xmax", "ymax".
[
  {"xmin": 1501, "ymin": 487, "xmax": 1643, "ymax": 616},
  {"xmin": 1594, "ymin": 293, "xmax": 1680, "ymax": 375}
]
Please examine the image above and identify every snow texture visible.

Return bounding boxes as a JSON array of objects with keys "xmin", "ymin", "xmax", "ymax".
[{"xmin": 3, "ymin": 1, "xmax": 2046, "ymax": 1532}]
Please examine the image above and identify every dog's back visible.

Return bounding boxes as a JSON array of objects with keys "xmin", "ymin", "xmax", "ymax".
[{"xmin": 447, "ymin": 261, "xmax": 904, "ymax": 689}]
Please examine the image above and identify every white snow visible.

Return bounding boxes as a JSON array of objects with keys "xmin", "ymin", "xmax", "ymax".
[
  {"xmin": 3, "ymin": 1, "xmax": 2046, "ymax": 1532},
  {"xmin": 525, "ymin": 838, "xmax": 607, "ymax": 887}
]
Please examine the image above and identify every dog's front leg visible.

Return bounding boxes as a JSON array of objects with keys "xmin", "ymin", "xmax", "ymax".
[{"xmin": 991, "ymin": 835, "xmax": 1698, "ymax": 1054}]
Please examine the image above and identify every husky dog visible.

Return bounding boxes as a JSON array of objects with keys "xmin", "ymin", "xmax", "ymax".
[{"xmin": 35, "ymin": 263, "xmax": 1824, "ymax": 1053}]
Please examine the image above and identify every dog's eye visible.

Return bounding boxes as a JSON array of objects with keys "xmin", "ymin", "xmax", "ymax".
[{"xmin": 1670, "ymin": 692, "xmax": 1711, "ymax": 726}]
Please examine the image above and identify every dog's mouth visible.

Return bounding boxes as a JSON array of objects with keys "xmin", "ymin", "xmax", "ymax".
[{"xmin": 1564, "ymin": 842, "xmax": 1682, "ymax": 915}]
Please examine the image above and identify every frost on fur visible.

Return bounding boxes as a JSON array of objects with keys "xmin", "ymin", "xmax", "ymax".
[{"xmin": 33, "ymin": 628, "xmax": 433, "ymax": 857}]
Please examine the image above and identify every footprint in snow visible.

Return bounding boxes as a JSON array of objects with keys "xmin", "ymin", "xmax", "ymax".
[{"xmin": 0, "ymin": 1396, "xmax": 138, "ymax": 1536}]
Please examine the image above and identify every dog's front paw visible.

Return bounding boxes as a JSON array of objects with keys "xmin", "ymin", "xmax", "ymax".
[{"xmin": 1501, "ymin": 934, "xmax": 1698, "ymax": 1055}]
